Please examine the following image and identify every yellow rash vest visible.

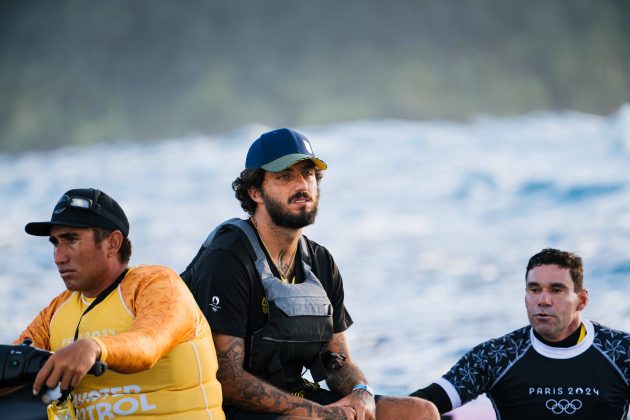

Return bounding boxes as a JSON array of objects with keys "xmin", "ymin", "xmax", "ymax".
[{"xmin": 17, "ymin": 265, "xmax": 225, "ymax": 420}]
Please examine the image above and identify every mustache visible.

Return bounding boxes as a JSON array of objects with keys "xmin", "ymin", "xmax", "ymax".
[{"xmin": 288, "ymin": 192, "xmax": 312, "ymax": 203}]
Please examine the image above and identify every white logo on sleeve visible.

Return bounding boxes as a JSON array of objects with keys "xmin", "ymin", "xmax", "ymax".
[{"xmin": 210, "ymin": 296, "xmax": 221, "ymax": 312}]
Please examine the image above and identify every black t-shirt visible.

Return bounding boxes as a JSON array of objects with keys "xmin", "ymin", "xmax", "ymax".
[{"xmin": 184, "ymin": 221, "xmax": 353, "ymax": 369}]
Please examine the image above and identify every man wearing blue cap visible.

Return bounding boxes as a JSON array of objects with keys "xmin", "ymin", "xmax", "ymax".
[{"xmin": 182, "ymin": 129, "xmax": 438, "ymax": 419}]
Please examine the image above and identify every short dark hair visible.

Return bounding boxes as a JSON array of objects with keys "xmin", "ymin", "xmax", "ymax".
[
  {"xmin": 526, "ymin": 248, "xmax": 583, "ymax": 291},
  {"xmin": 232, "ymin": 165, "xmax": 324, "ymax": 216},
  {"xmin": 93, "ymin": 227, "xmax": 132, "ymax": 264}
]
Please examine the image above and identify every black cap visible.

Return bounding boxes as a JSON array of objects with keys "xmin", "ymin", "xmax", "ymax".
[{"xmin": 25, "ymin": 188, "xmax": 129, "ymax": 237}]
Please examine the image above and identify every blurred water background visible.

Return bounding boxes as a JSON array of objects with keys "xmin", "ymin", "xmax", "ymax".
[{"xmin": 2, "ymin": 109, "xmax": 630, "ymax": 417}]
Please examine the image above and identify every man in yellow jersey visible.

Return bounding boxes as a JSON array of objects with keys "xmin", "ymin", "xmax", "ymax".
[
  {"xmin": 182, "ymin": 128, "xmax": 439, "ymax": 419},
  {"xmin": 411, "ymin": 248, "xmax": 630, "ymax": 419},
  {"xmin": 10, "ymin": 188, "xmax": 224, "ymax": 419}
]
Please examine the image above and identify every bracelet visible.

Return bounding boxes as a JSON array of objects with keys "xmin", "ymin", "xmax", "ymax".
[{"xmin": 352, "ymin": 383, "xmax": 374, "ymax": 396}]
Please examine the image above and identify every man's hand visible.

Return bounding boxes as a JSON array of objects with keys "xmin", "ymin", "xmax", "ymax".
[
  {"xmin": 33, "ymin": 338, "xmax": 101, "ymax": 395},
  {"xmin": 214, "ymin": 333, "xmax": 356, "ymax": 417},
  {"xmin": 329, "ymin": 388, "xmax": 375, "ymax": 420},
  {"xmin": 325, "ymin": 332, "xmax": 376, "ymax": 420}
]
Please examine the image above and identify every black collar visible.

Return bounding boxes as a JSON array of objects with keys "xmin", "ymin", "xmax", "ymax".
[{"xmin": 533, "ymin": 322, "xmax": 584, "ymax": 348}]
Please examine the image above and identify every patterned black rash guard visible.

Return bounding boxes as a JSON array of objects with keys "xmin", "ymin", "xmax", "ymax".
[{"xmin": 412, "ymin": 320, "xmax": 629, "ymax": 419}]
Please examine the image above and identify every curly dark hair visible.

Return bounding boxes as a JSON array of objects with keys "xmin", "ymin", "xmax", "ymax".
[
  {"xmin": 232, "ymin": 165, "xmax": 324, "ymax": 216},
  {"xmin": 93, "ymin": 227, "xmax": 132, "ymax": 264},
  {"xmin": 526, "ymin": 248, "xmax": 583, "ymax": 291}
]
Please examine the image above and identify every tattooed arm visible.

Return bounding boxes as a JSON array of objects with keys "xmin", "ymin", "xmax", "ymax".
[
  {"xmin": 213, "ymin": 332, "xmax": 355, "ymax": 419},
  {"xmin": 326, "ymin": 332, "xmax": 376, "ymax": 420}
]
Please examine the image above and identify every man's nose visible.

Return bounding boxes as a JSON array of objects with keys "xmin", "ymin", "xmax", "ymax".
[
  {"xmin": 537, "ymin": 291, "xmax": 551, "ymax": 306},
  {"xmin": 54, "ymin": 245, "xmax": 68, "ymax": 265},
  {"xmin": 293, "ymin": 174, "xmax": 309, "ymax": 191}
]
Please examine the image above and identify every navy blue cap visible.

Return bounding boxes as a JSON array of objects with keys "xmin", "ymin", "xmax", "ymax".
[
  {"xmin": 245, "ymin": 128, "xmax": 327, "ymax": 172},
  {"xmin": 25, "ymin": 188, "xmax": 130, "ymax": 237}
]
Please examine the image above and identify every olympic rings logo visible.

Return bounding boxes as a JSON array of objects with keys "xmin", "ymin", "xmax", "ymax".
[{"xmin": 545, "ymin": 399, "xmax": 583, "ymax": 415}]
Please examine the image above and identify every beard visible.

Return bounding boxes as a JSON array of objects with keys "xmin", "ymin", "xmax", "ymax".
[{"xmin": 261, "ymin": 189, "xmax": 319, "ymax": 229}]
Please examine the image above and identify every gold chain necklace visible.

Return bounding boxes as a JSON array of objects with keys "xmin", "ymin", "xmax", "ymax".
[{"xmin": 251, "ymin": 217, "xmax": 297, "ymax": 283}]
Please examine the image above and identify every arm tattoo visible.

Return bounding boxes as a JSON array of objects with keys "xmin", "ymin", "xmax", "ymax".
[
  {"xmin": 215, "ymin": 335, "xmax": 339, "ymax": 416},
  {"xmin": 214, "ymin": 336, "xmax": 245, "ymax": 384},
  {"xmin": 326, "ymin": 334, "xmax": 368, "ymax": 396}
]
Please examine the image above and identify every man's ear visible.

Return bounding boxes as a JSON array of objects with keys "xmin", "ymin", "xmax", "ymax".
[
  {"xmin": 576, "ymin": 288, "xmax": 589, "ymax": 312},
  {"xmin": 107, "ymin": 230, "xmax": 124, "ymax": 258},
  {"xmin": 249, "ymin": 186, "xmax": 264, "ymax": 204}
]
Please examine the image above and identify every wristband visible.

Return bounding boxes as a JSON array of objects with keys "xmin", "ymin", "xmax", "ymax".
[{"xmin": 352, "ymin": 383, "xmax": 374, "ymax": 396}]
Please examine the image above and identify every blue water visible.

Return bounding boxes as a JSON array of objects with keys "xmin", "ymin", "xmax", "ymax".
[{"xmin": 1, "ymin": 108, "xmax": 629, "ymax": 416}]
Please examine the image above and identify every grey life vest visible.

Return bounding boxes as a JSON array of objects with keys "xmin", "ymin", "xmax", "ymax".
[{"xmin": 200, "ymin": 218, "xmax": 334, "ymax": 390}]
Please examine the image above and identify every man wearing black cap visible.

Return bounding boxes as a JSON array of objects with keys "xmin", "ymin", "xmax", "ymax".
[
  {"xmin": 182, "ymin": 129, "xmax": 438, "ymax": 419},
  {"xmin": 12, "ymin": 188, "xmax": 225, "ymax": 418}
]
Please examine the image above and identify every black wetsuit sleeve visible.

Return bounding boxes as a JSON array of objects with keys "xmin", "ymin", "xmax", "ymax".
[{"xmin": 410, "ymin": 383, "xmax": 453, "ymax": 414}]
